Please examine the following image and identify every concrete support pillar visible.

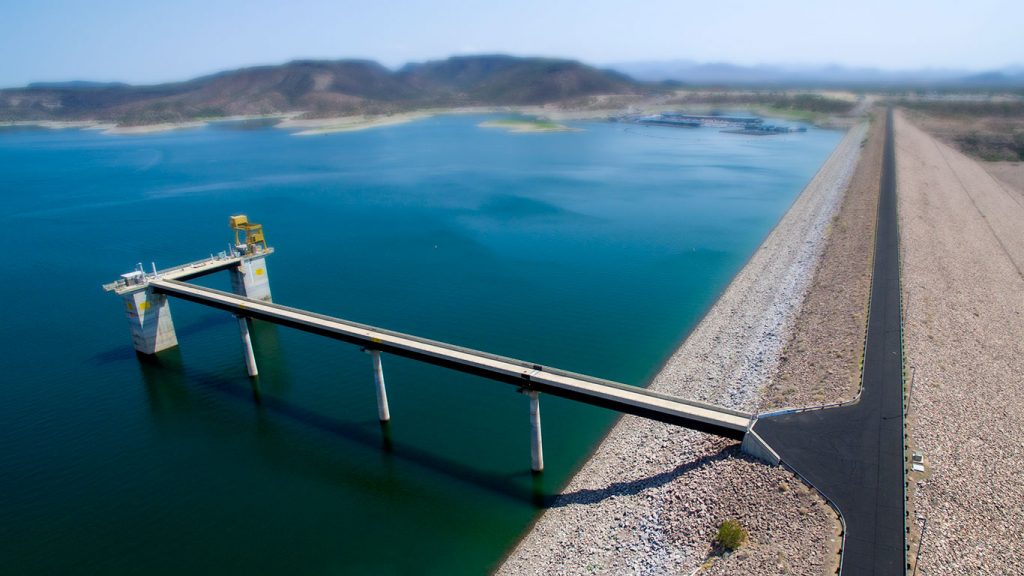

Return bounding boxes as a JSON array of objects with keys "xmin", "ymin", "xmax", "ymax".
[
  {"xmin": 230, "ymin": 256, "xmax": 272, "ymax": 302},
  {"xmin": 529, "ymin": 390, "xmax": 544, "ymax": 473},
  {"xmin": 370, "ymin": 350, "xmax": 390, "ymax": 422},
  {"xmin": 237, "ymin": 316, "xmax": 258, "ymax": 377},
  {"xmin": 123, "ymin": 289, "xmax": 178, "ymax": 354}
]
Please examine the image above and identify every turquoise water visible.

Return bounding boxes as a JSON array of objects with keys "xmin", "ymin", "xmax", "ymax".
[{"xmin": 0, "ymin": 116, "xmax": 840, "ymax": 574}]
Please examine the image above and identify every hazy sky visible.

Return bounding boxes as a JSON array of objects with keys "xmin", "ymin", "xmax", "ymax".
[{"xmin": 3, "ymin": 0, "xmax": 1022, "ymax": 87}]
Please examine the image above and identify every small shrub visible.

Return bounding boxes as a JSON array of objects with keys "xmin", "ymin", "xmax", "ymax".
[{"xmin": 716, "ymin": 519, "xmax": 748, "ymax": 551}]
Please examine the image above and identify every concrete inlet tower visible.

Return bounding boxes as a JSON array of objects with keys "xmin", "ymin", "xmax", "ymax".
[
  {"xmin": 103, "ymin": 215, "xmax": 274, "ymax": 359},
  {"xmin": 228, "ymin": 215, "xmax": 272, "ymax": 303}
]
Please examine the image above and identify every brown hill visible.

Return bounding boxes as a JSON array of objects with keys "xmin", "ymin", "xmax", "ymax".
[
  {"xmin": 398, "ymin": 55, "xmax": 638, "ymax": 105},
  {"xmin": 0, "ymin": 56, "xmax": 645, "ymax": 125}
]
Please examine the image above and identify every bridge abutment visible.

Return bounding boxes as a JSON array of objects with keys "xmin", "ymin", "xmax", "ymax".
[{"xmin": 740, "ymin": 421, "xmax": 781, "ymax": 466}]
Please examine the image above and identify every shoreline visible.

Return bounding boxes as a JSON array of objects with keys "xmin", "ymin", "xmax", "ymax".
[
  {"xmin": 496, "ymin": 122, "xmax": 866, "ymax": 575},
  {"xmin": 0, "ymin": 104, "xmax": 845, "ymax": 139},
  {"xmin": 103, "ymin": 121, "xmax": 208, "ymax": 135},
  {"xmin": 477, "ymin": 119, "xmax": 579, "ymax": 133},
  {"xmin": 281, "ymin": 111, "xmax": 437, "ymax": 135},
  {"xmin": 0, "ymin": 107, "xmax": 615, "ymax": 137}
]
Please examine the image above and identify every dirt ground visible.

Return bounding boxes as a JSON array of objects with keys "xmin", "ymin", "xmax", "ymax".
[
  {"xmin": 900, "ymin": 104, "xmax": 1024, "ymax": 162},
  {"xmin": 981, "ymin": 161, "xmax": 1024, "ymax": 198},
  {"xmin": 759, "ymin": 112, "xmax": 882, "ymax": 410},
  {"xmin": 897, "ymin": 110, "xmax": 1024, "ymax": 575}
]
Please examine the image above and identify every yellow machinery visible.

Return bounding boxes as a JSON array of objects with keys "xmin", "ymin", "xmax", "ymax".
[{"xmin": 230, "ymin": 214, "xmax": 268, "ymax": 254}]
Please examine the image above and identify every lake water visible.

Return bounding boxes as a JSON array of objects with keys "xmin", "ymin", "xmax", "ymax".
[{"xmin": 0, "ymin": 116, "xmax": 840, "ymax": 574}]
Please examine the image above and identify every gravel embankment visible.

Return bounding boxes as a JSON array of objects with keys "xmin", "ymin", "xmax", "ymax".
[
  {"xmin": 497, "ymin": 123, "xmax": 866, "ymax": 576},
  {"xmin": 759, "ymin": 113, "xmax": 883, "ymax": 410},
  {"xmin": 897, "ymin": 112, "xmax": 1024, "ymax": 575}
]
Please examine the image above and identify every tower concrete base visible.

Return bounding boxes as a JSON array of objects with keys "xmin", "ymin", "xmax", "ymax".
[
  {"xmin": 231, "ymin": 256, "xmax": 272, "ymax": 302},
  {"xmin": 123, "ymin": 289, "xmax": 178, "ymax": 354}
]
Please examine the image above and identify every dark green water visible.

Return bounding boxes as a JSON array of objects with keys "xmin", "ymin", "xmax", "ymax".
[{"xmin": 0, "ymin": 116, "xmax": 840, "ymax": 574}]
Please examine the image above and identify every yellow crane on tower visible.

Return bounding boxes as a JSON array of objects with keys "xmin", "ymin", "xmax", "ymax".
[{"xmin": 229, "ymin": 214, "xmax": 268, "ymax": 255}]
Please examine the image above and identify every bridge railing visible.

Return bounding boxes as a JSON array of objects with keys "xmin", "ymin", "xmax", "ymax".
[{"xmin": 161, "ymin": 279, "xmax": 752, "ymax": 420}]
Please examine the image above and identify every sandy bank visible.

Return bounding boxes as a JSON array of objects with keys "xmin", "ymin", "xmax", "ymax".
[
  {"xmin": 0, "ymin": 115, "xmax": 295, "ymax": 135},
  {"xmin": 0, "ymin": 106, "xmax": 621, "ymax": 138},
  {"xmin": 478, "ymin": 119, "xmax": 579, "ymax": 133},
  {"xmin": 283, "ymin": 107, "xmax": 613, "ymax": 136},
  {"xmin": 280, "ymin": 111, "xmax": 436, "ymax": 135},
  {"xmin": 497, "ymin": 123, "xmax": 866, "ymax": 575},
  {"xmin": 897, "ymin": 111, "xmax": 1024, "ymax": 574},
  {"xmin": 103, "ymin": 121, "xmax": 208, "ymax": 135},
  {"xmin": 0, "ymin": 120, "xmax": 116, "ymax": 131}
]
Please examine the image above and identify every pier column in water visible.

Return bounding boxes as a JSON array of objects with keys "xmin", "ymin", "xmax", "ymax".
[
  {"xmin": 237, "ymin": 316, "xmax": 258, "ymax": 377},
  {"xmin": 368, "ymin": 350, "xmax": 391, "ymax": 422},
  {"xmin": 230, "ymin": 256, "xmax": 272, "ymax": 302},
  {"xmin": 529, "ymin": 390, "xmax": 544, "ymax": 472},
  {"xmin": 122, "ymin": 289, "xmax": 178, "ymax": 354}
]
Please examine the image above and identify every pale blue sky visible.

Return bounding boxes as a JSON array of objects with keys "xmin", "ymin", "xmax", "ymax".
[{"xmin": 3, "ymin": 0, "xmax": 1022, "ymax": 87}]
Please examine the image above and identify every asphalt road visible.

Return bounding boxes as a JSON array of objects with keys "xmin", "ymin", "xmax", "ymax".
[{"xmin": 754, "ymin": 108, "xmax": 906, "ymax": 575}]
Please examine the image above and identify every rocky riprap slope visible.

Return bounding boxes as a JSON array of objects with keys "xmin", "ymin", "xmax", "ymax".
[{"xmin": 498, "ymin": 124, "xmax": 866, "ymax": 576}]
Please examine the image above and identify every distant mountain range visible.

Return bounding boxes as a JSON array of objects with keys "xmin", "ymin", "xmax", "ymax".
[
  {"xmin": 609, "ymin": 60, "xmax": 1024, "ymax": 88},
  {"xmin": 5, "ymin": 55, "xmax": 1022, "ymax": 126},
  {"xmin": 0, "ymin": 56, "xmax": 641, "ymax": 125}
]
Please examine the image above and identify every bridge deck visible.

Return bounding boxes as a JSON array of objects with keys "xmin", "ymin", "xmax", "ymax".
[
  {"xmin": 103, "ymin": 249, "xmax": 274, "ymax": 295},
  {"xmin": 151, "ymin": 278, "xmax": 752, "ymax": 439}
]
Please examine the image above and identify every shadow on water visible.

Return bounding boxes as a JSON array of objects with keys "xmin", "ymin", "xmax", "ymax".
[
  {"xmin": 138, "ymin": 347, "xmax": 188, "ymax": 415},
  {"xmin": 379, "ymin": 420, "xmax": 394, "ymax": 453},
  {"xmin": 247, "ymin": 319, "xmax": 289, "ymax": 395},
  {"xmin": 136, "ymin": 348, "xmax": 737, "ymax": 512},
  {"xmin": 135, "ymin": 351, "xmax": 549, "ymax": 506},
  {"xmin": 93, "ymin": 344, "xmax": 144, "ymax": 366},
  {"xmin": 91, "ymin": 312, "xmax": 237, "ymax": 366},
  {"xmin": 113, "ymin": 316, "xmax": 729, "ymax": 512}
]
